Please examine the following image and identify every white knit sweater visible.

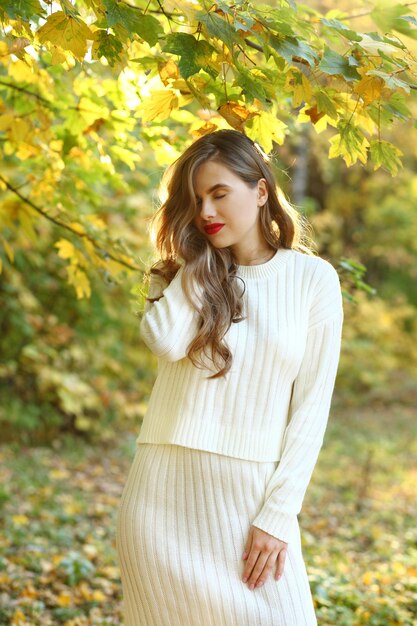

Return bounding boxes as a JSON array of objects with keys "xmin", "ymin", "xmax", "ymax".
[{"xmin": 136, "ymin": 247, "xmax": 344, "ymax": 543}]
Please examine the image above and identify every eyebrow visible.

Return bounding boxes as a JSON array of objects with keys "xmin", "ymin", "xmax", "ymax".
[{"xmin": 195, "ymin": 183, "xmax": 232, "ymax": 199}]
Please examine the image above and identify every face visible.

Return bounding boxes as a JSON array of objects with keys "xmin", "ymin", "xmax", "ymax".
[{"xmin": 192, "ymin": 160, "xmax": 269, "ymax": 255}]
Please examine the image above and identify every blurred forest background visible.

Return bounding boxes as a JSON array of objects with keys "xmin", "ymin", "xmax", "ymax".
[{"xmin": 0, "ymin": 0, "xmax": 416, "ymax": 624}]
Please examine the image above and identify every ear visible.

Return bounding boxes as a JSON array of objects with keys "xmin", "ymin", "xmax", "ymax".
[{"xmin": 257, "ymin": 178, "xmax": 268, "ymax": 207}]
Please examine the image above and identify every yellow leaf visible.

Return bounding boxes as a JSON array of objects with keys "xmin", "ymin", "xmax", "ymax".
[
  {"xmin": 55, "ymin": 239, "xmax": 75, "ymax": 259},
  {"xmin": 84, "ymin": 214, "xmax": 107, "ymax": 230},
  {"xmin": 21, "ymin": 584, "xmax": 37, "ymax": 598},
  {"xmin": 82, "ymin": 239, "xmax": 106, "ymax": 267},
  {"xmin": 67, "ymin": 265, "xmax": 91, "ymax": 299},
  {"xmin": 297, "ymin": 105, "xmax": 337, "ymax": 133},
  {"xmin": 78, "ymin": 96, "xmax": 109, "ymax": 126},
  {"xmin": 9, "ymin": 59, "xmax": 36, "ymax": 83},
  {"xmin": 18, "ymin": 207, "xmax": 38, "ymax": 242},
  {"xmin": 10, "ymin": 119, "xmax": 32, "ymax": 143},
  {"xmin": 0, "ymin": 114, "xmax": 14, "ymax": 131},
  {"xmin": 37, "ymin": 11, "xmax": 94, "ymax": 61},
  {"xmin": 75, "ymin": 415, "xmax": 92, "ymax": 430},
  {"xmin": 1, "ymin": 236, "xmax": 14, "ymax": 262},
  {"xmin": 244, "ymin": 110, "xmax": 287, "ymax": 153},
  {"xmin": 105, "ymin": 258, "xmax": 127, "ymax": 276},
  {"xmin": 159, "ymin": 58, "xmax": 180, "ymax": 85},
  {"xmin": 16, "ymin": 143, "xmax": 40, "ymax": 160},
  {"xmin": 92, "ymin": 589, "xmax": 106, "ymax": 601},
  {"xmin": 329, "ymin": 124, "xmax": 370, "ymax": 166},
  {"xmin": 77, "ymin": 581, "xmax": 106, "ymax": 601},
  {"xmin": 69, "ymin": 221, "xmax": 86, "ymax": 235},
  {"xmin": 50, "ymin": 468, "xmax": 70, "ymax": 479},
  {"xmin": 50, "ymin": 139, "xmax": 63, "ymax": 152},
  {"xmin": 217, "ymin": 102, "xmax": 251, "ymax": 130},
  {"xmin": 0, "ymin": 41, "xmax": 9, "ymax": 61},
  {"xmin": 12, "ymin": 514, "xmax": 29, "ymax": 526},
  {"xmin": 56, "ymin": 591, "xmax": 72, "ymax": 607},
  {"xmin": 50, "ymin": 45, "xmax": 69, "ymax": 65},
  {"xmin": 362, "ymin": 571, "xmax": 374, "ymax": 585},
  {"xmin": 354, "ymin": 75, "xmax": 384, "ymax": 105},
  {"xmin": 64, "ymin": 501, "xmax": 83, "ymax": 514},
  {"xmin": 11, "ymin": 609, "xmax": 26, "ymax": 625},
  {"xmin": 138, "ymin": 90, "xmax": 179, "ymax": 123},
  {"xmin": 284, "ymin": 69, "xmax": 313, "ymax": 108}
]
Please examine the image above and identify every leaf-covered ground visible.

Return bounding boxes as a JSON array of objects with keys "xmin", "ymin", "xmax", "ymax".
[{"xmin": 1, "ymin": 402, "xmax": 416, "ymax": 626}]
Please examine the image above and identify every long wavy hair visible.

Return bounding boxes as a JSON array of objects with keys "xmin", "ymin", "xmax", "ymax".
[{"xmin": 142, "ymin": 129, "xmax": 316, "ymax": 379}]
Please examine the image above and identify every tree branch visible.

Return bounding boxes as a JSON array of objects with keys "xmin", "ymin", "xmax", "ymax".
[
  {"xmin": 0, "ymin": 80, "xmax": 133, "ymax": 124},
  {"xmin": 244, "ymin": 38, "xmax": 262, "ymax": 52},
  {"xmin": 0, "ymin": 174, "xmax": 141, "ymax": 272},
  {"xmin": 339, "ymin": 1, "xmax": 417, "ymax": 20},
  {"xmin": 0, "ymin": 79, "xmax": 55, "ymax": 107}
]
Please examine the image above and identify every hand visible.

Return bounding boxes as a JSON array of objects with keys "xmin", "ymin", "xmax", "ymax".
[{"xmin": 241, "ymin": 525, "xmax": 288, "ymax": 590}]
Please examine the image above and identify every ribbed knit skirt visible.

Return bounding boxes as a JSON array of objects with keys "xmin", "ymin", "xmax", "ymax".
[{"xmin": 115, "ymin": 443, "xmax": 318, "ymax": 626}]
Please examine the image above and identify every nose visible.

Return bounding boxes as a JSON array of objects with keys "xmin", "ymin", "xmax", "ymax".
[{"xmin": 198, "ymin": 198, "xmax": 216, "ymax": 221}]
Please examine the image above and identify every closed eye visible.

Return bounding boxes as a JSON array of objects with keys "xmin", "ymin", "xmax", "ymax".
[{"xmin": 195, "ymin": 194, "xmax": 226, "ymax": 205}]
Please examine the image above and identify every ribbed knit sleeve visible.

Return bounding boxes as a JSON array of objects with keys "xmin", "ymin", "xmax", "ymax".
[
  {"xmin": 140, "ymin": 265, "xmax": 203, "ymax": 362},
  {"xmin": 251, "ymin": 261, "xmax": 344, "ymax": 544}
]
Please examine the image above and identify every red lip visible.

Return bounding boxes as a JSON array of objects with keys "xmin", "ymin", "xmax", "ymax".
[{"xmin": 204, "ymin": 223, "xmax": 225, "ymax": 234}]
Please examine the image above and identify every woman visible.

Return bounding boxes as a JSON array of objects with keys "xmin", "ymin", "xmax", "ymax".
[{"xmin": 115, "ymin": 129, "xmax": 344, "ymax": 626}]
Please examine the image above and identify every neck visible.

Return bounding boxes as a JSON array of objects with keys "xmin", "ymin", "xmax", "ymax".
[{"xmin": 234, "ymin": 247, "xmax": 276, "ymax": 266}]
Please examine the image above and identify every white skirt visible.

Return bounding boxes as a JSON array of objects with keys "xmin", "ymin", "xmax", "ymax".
[{"xmin": 115, "ymin": 443, "xmax": 318, "ymax": 626}]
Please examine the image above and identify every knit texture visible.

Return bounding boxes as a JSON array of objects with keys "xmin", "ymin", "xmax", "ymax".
[
  {"xmin": 136, "ymin": 247, "xmax": 344, "ymax": 543},
  {"xmin": 116, "ymin": 443, "xmax": 318, "ymax": 626}
]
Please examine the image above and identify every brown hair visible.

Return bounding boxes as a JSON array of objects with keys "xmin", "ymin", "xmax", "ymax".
[{"xmin": 143, "ymin": 129, "xmax": 315, "ymax": 379}]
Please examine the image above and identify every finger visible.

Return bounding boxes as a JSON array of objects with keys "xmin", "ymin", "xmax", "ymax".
[
  {"xmin": 254, "ymin": 551, "xmax": 279, "ymax": 588},
  {"xmin": 246, "ymin": 550, "xmax": 271, "ymax": 587},
  {"xmin": 274, "ymin": 547, "xmax": 287, "ymax": 581},
  {"xmin": 242, "ymin": 548, "xmax": 260, "ymax": 583},
  {"xmin": 242, "ymin": 527, "xmax": 253, "ymax": 560}
]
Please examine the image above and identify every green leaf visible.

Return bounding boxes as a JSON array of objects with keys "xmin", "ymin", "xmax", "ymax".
[
  {"xmin": 360, "ymin": 31, "xmax": 405, "ymax": 51},
  {"xmin": 385, "ymin": 92, "xmax": 412, "ymax": 120},
  {"xmin": 399, "ymin": 15, "xmax": 417, "ymax": 27},
  {"xmin": 377, "ymin": 49, "xmax": 409, "ymax": 70},
  {"xmin": 58, "ymin": 0, "xmax": 80, "ymax": 18},
  {"xmin": 315, "ymin": 90, "xmax": 338, "ymax": 120},
  {"xmin": 162, "ymin": 33, "xmax": 216, "ymax": 79},
  {"xmin": 235, "ymin": 66, "xmax": 268, "ymax": 105},
  {"xmin": 196, "ymin": 11, "xmax": 240, "ymax": 50},
  {"xmin": 0, "ymin": 0, "xmax": 44, "ymax": 21},
  {"xmin": 268, "ymin": 35, "xmax": 318, "ymax": 67},
  {"xmin": 102, "ymin": 0, "xmax": 163, "ymax": 46},
  {"xmin": 370, "ymin": 139, "xmax": 403, "ymax": 176},
  {"xmin": 328, "ymin": 120, "xmax": 370, "ymax": 166},
  {"xmin": 92, "ymin": 30, "xmax": 123, "ymax": 67},
  {"xmin": 347, "ymin": 54, "xmax": 361, "ymax": 67},
  {"xmin": 318, "ymin": 47, "xmax": 361, "ymax": 81},
  {"xmin": 339, "ymin": 257, "xmax": 367, "ymax": 272},
  {"xmin": 367, "ymin": 69, "xmax": 411, "ymax": 93},
  {"xmin": 320, "ymin": 18, "xmax": 363, "ymax": 42},
  {"xmin": 371, "ymin": 1, "xmax": 417, "ymax": 40},
  {"xmin": 214, "ymin": 2, "xmax": 256, "ymax": 30}
]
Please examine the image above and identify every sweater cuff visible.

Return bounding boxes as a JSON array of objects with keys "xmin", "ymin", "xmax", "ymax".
[{"xmin": 251, "ymin": 509, "xmax": 298, "ymax": 545}]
